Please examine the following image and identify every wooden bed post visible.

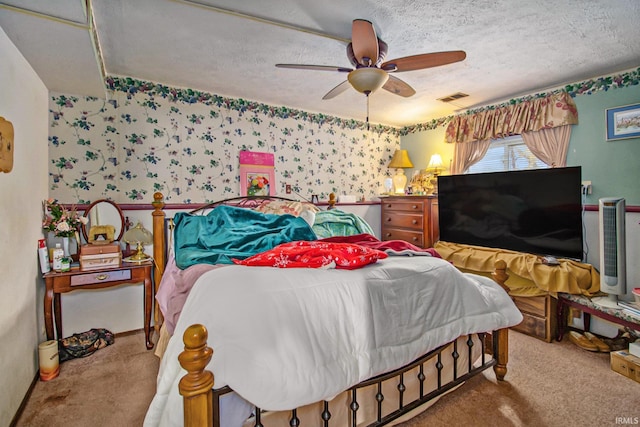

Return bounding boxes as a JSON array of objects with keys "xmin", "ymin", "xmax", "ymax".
[
  {"xmin": 179, "ymin": 324, "xmax": 215, "ymax": 427},
  {"xmin": 152, "ymin": 192, "xmax": 166, "ymax": 331},
  {"xmin": 491, "ymin": 259, "xmax": 509, "ymax": 292},
  {"xmin": 493, "ymin": 328, "xmax": 509, "ymax": 381},
  {"xmin": 491, "ymin": 260, "xmax": 510, "ymax": 381}
]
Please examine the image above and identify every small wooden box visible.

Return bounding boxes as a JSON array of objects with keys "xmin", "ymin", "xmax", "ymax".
[
  {"xmin": 80, "ymin": 243, "xmax": 122, "ymax": 271},
  {"xmin": 80, "ymin": 243, "xmax": 120, "ymax": 256},
  {"xmin": 611, "ymin": 350, "xmax": 640, "ymax": 383},
  {"xmin": 80, "ymin": 253, "xmax": 121, "ymax": 271}
]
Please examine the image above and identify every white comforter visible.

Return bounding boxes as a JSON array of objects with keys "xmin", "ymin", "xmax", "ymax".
[{"xmin": 145, "ymin": 256, "xmax": 522, "ymax": 426}]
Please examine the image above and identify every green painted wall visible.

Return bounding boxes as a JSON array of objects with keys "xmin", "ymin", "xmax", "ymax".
[
  {"xmin": 401, "ymin": 83, "xmax": 640, "ymax": 205},
  {"xmin": 569, "ymin": 84, "xmax": 640, "ymax": 205}
]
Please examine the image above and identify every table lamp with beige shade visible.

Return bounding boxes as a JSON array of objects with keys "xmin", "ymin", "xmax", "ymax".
[
  {"xmin": 387, "ymin": 149, "xmax": 413, "ymax": 194},
  {"xmin": 123, "ymin": 222, "xmax": 153, "ymax": 263},
  {"xmin": 426, "ymin": 154, "xmax": 445, "ymax": 195}
]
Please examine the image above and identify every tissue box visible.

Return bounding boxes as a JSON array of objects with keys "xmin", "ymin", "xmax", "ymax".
[{"xmin": 610, "ymin": 350, "xmax": 640, "ymax": 383}]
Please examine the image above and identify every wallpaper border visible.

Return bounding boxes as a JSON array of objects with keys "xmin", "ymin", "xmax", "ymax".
[{"xmin": 106, "ymin": 76, "xmax": 402, "ymax": 137}]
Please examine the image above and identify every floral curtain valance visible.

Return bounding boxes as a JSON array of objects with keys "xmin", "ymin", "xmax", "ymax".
[{"xmin": 445, "ymin": 91, "xmax": 578, "ymax": 144}]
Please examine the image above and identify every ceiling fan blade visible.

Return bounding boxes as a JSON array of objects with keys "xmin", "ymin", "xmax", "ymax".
[
  {"xmin": 382, "ymin": 75, "xmax": 416, "ymax": 97},
  {"xmin": 322, "ymin": 80, "xmax": 352, "ymax": 100},
  {"xmin": 276, "ymin": 64, "xmax": 353, "ymax": 73},
  {"xmin": 382, "ymin": 50, "xmax": 466, "ymax": 72},
  {"xmin": 351, "ymin": 19, "xmax": 379, "ymax": 66}
]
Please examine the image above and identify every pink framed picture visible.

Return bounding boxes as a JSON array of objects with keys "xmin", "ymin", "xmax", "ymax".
[{"xmin": 239, "ymin": 151, "xmax": 276, "ymax": 196}]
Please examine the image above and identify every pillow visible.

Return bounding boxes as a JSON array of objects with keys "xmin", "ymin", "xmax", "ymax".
[
  {"xmin": 233, "ymin": 240, "xmax": 387, "ymax": 270},
  {"xmin": 299, "ymin": 209, "xmax": 316, "ymax": 226},
  {"xmin": 311, "ymin": 209, "xmax": 375, "ymax": 238},
  {"xmin": 254, "ymin": 200, "xmax": 320, "ymax": 216}
]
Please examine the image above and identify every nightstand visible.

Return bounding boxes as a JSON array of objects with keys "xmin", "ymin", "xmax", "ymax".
[{"xmin": 43, "ymin": 262, "xmax": 154, "ymax": 349}]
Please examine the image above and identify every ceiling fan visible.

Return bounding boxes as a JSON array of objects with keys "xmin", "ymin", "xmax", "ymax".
[{"xmin": 276, "ymin": 19, "xmax": 466, "ymax": 100}]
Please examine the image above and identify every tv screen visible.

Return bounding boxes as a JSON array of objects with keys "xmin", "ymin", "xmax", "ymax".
[{"xmin": 437, "ymin": 166, "xmax": 583, "ymax": 260}]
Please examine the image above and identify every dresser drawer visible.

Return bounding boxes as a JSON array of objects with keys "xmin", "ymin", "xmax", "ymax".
[
  {"xmin": 70, "ymin": 269, "xmax": 131, "ymax": 287},
  {"xmin": 511, "ymin": 295, "xmax": 556, "ymax": 342},
  {"xmin": 381, "ymin": 228, "xmax": 424, "ymax": 247},
  {"xmin": 382, "ymin": 200, "xmax": 424, "ymax": 213},
  {"xmin": 512, "ymin": 312, "xmax": 547, "ymax": 340},
  {"xmin": 382, "ymin": 212, "xmax": 423, "ymax": 230},
  {"xmin": 513, "ymin": 295, "xmax": 547, "ymax": 317}
]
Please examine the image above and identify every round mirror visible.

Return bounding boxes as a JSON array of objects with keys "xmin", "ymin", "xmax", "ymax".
[{"xmin": 81, "ymin": 199, "xmax": 125, "ymax": 244}]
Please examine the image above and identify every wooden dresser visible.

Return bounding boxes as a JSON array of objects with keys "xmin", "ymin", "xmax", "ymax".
[{"xmin": 380, "ymin": 196, "xmax": 439, "ymax": 249}]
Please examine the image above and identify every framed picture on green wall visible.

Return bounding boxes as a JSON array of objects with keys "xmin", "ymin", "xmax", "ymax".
[{"xmin": 605, "ymin": 103, "xmax": 640, "ymax": 141}]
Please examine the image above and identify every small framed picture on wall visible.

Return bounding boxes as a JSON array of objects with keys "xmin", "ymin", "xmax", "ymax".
[
  {"xmin": 239, "ymin": 151, "xmax": 276, "ymax": 196},
  {"xmin": 605, "ymin": 103, "xmax": 640, "ymax": 141}
]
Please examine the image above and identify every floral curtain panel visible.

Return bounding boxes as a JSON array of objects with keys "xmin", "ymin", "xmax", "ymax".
[
  {"xmin": 521, "ymin": 125, "xmax": 572, "ymax": 168},
  {"xmin": 451, "ymin": 139, "xmax": 490, "ymax": 175},
  {"xmin": 444, "ymin": 91, "xmax": 578, "ymax": 144}
]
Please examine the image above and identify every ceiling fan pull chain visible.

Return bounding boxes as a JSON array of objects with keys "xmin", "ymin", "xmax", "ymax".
[{"xmin": 366, "ymin": 93, "xmax": 370, "ymax": 130}]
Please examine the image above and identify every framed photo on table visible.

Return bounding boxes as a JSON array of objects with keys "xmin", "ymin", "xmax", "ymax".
[
  {"xmin": 605, "ymin": 103, "xmax": 640, "ymax": 141},
  {"xmin": 239, "ymin": 151, "xmax": 276, "ymax": 196}
]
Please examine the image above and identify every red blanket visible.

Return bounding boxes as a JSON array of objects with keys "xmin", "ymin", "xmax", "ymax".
[{"xmin": 233, "ymin": 240, "xmax": 387, "ymax": 269}]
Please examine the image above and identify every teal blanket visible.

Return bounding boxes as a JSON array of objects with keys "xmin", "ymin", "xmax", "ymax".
[
  {"xmin": 174, "ymin": 205, "xmax": 317, "ymax": 269},
  {"xmin": 312, "ymin": 209, "xmax": 375, "ymax": 239}
]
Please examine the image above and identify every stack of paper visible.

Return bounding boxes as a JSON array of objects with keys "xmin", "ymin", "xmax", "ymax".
[{"xmin": 618, "ymin": 300, "xmax": 640, "ymax": 320}]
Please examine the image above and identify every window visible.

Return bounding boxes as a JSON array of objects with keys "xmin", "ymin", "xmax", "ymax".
[{"xmin": 466, "ymin": 135, "xmax": 548, "ymax": 174}]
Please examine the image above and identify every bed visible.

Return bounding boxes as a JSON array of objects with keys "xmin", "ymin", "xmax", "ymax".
[{"xmin": 144, "ymin": 192, "xmax": 523, "ymax": 427}]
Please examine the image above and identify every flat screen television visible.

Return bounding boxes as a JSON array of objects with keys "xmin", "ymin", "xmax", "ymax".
[{"xmin": 437, "ymin": 166, "xmax": 583, "ymax": 260}]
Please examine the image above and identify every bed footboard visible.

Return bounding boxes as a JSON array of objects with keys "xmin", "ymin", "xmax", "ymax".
[{"xmin": 179, "ymin": 324, "xmax": 510, "ymax": 427}]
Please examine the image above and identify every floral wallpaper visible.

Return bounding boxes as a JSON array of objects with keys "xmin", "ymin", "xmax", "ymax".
[
  {"xmin": 49, "ymin": 77, "xmax": 401, "ymax": 204},
  {"xmin": 49, "ymin": 67, "xmax": 640, "ymax": 204}
]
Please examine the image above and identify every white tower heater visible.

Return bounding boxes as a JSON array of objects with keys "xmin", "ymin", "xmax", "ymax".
[{"xmin": 595, "ymin": 197, "xmax": 626, "ymax": 308}]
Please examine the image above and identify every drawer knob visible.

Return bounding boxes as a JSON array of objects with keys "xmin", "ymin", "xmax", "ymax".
[
  {"xmin": 96, "ymin": 274, "xmax": 108, "ymax": 281},
  {"xmin": 386, "ymin": 204, "xmax": 392, "ymax": 208},
  {"xmin": 385, "ymin": 233, "xmax": 392, "ymax": 238},
  {"xmin": 386, "ymin": 217, "xmax": 392, "ymax": 222},
  {"xmin": 412, "ymin": 219, "xmax": 418, "ymax": 224},
  {"xmin": 412, "ymin": 237, "xmax": 418, "ymax": 242},
  {"xmin": 412, "ymin": 205, "xmax": 418, "ymax": 209}
]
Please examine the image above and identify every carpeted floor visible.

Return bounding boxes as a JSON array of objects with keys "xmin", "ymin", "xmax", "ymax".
[
  {"xmin": 14, "ymin": 329, "xmax": 640, "ymax": 427},
  {"xmin": 15, "ymin": 330, "xmax": 159, "ymax": 427}
]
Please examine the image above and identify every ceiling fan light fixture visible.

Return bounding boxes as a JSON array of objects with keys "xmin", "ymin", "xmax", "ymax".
[{"xmin": 348, "ymin": 68, "xmax": 389, "ymax": 95}]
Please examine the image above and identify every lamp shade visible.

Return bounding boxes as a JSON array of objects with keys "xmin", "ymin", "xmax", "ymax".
[
  {"xmin": 123, "ymin": 222, "xmax": 153, "ymax": 262},
  {"xmin": 348, "ymin": 68, "xmax": 389, "ymax": 94},
  {"xmin": 388, "ymin": 149, "xmax": 414, "ymax": 169},
  {"xmin": 123, "ymin": 222, "xmax": 153, "ymax": 245},
  {"xmin": 427, "ymin": 153, "xmax": 443, "ymax": 170}
]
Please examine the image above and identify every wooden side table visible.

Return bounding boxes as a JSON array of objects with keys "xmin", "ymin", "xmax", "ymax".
[
  {"xmin": 557, "ymin": 293, "xmax": 640, "ymax": 341},
  {"xmin": 43, "ymin": 262, "xmax": 154, "ymax": 349}
]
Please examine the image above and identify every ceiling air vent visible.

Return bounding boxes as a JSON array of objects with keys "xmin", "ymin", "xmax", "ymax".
[{"xmin": 437, "ymin": 92, "xmax": 469, "ymax": 103}]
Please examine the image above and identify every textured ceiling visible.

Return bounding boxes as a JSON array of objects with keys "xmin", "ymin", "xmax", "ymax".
[{"xmin": 1, "ymin": 0, "xmax": 639, "ymax": 127}]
